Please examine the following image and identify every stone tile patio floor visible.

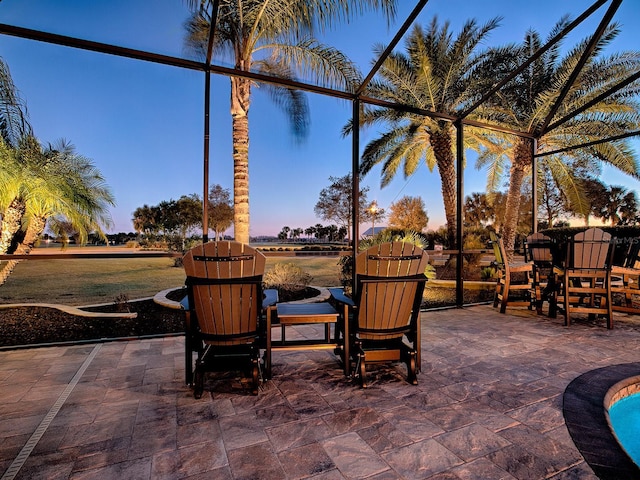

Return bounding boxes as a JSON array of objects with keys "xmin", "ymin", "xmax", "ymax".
[{"xmin": 1, "ymin": 305, "xmax": 640, "ymax": 480}]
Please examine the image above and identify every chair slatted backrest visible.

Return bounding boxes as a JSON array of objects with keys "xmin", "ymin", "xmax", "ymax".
[
  {"xmin": 568, "ymin": 228, "xmax": 612, "ymax": 271},
  {"xmin": 526, "ymin": 232, "xmax": 553, "ymax": 265},
  {"xmin": 489, "ymin": 231, "xmax": 505, "ymax": 270},
  {"xmin": 622, "ymin": 239, "xmax": 640, "ymax": 269},
  {"xmin": 489, "ymin": 231, "xmax": 515, "ymax": 277},
  {"xmin": 354, "ymin": 242, "xmax": 428, "ymax": 340},
  {"xmin": 183, "ymin": 241, "xmax": 266, "ymax": 345}
]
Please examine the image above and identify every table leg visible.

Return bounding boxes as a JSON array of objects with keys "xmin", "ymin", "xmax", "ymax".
[
  {"xmin": 184, "ymin": 311, "xmax": 193, "ymax": 385},
  {"xmin": 343, "ymin": 304, "xmax": 350, "ymax": 377},
  {"xmin": 265, "ymin": 306, "xmax": 273, "ymax": 379}
]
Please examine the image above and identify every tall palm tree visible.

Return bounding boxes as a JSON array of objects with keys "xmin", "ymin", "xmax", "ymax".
[
  {"xmin": 0, "ymin": 139, "xmax": 115, "ymax": 285},
  {"xmin": 477, "ymin": 18, "xmax": 640, "ymax": 255},
  {"xmin": 184, "ymin": 0, "xmax": 397, "ymax": 244},
  {"xmin": 0, "ymin": 57, "xmax": 115, "ymax": 285},
  {"xmin": 351, "ymin": 17, "xmax": 502, "ymax": 247},
  {"xmin": 132, "ymin": 204, "xmax": 160, "ymax": 237},
  {"xmin": 0, "ymin": 58, "xmax": 32, "ymax": 254},
  {"xmin": 463, "ymin": 192, "xmax": 493, "ymax": 229},
  {"xmin": 0, "ymin": 139, "xmax": 23, "ymax": 254},
  {"xmin": 600, "ymin": 185, "xmax": 638, "ymax": 225}
]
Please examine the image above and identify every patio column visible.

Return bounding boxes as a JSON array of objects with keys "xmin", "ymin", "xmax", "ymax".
[
  {"xmin": 202, "ymin": 71, "xmax": 211, "ymax": 242},
  {"xmin": 455, "ymin": 120, "xmax": 464, "ymax": 307},
  {"xmin": 351, "ymin": 98, "xmax": 361, "ymax": 294},
  {"xmin": 531, "ymin": 137, "xmax": 538, "ymax": 233}
]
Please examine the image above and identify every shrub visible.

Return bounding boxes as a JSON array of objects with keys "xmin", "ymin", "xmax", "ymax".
[
  {"xmin": 138, "ymin": 238, "xmax": 167, "ymax": 250},
  {"xmin": 481, "ymin": 266, "xmax": 498, "ymax": 280},
  {"xmin": 264, "ymin": 263, "xmax": 313, "ymax": 296},
  {"xmin": 462, "ymin": 233, "xmax": 486, "ymax": 267},
  {"xmin": 113, "ymin": 293, "xmax": 130, "ymax": 312}
]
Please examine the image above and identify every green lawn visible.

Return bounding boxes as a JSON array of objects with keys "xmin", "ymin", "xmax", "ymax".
[
  {"xmin": 0, "ymin": 255, "xmax": 342, "ymax": 306},
  {"xmin": 0, "ymin": 252, "xmax": 493, "ymax": 308}
]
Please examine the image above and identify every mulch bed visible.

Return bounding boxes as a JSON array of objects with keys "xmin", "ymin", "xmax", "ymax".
[
  {"xmin": 0, "ymin": 287, "xmax": 321, "ymax": 348},
  {"xmin": 0, "ymin": 282, "xmax": 499, "ymax": 348},
  {"xmin": 0, "ymin": 299, "xmax": 185, "ymax": 347}
]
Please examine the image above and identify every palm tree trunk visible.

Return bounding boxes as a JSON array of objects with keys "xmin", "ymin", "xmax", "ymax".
[
  {"xmin": 15, "ymin": 216, "xmax": 45, "ymax": 254},
  {"xmin": 0, "ymin": 259, "xmax": 21, "ymax": 286},
  {"xmin": 502, "ymin": 138, "xmax": 532, "ymax": 261},
  {"xmin": 230, "ymin": 76, "xmax": 251, "ymax": 244},
  {"xmin": 0, "ymin": 215, "xmax": 46, "ymax": 287},
  {"xmin": 430, "ymin": 128, "xmax": 457, "ymax": 248},
  {"xmin": 0, "ymin": 198, "xmax": 26, "ymax": 254}
]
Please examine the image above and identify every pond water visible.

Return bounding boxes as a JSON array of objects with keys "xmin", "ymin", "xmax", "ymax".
[{"xmin": 609, "ymin": 392, "xmax": 640, "ymax": 466}]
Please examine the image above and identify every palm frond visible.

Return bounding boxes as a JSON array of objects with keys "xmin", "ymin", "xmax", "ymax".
[
  {"xmin": 0, "ymin": 58, "xmax": 32, "ymax": 148},
  {"xmin": 544, "ymin": 157, "xmax": 590, "ymax": 217},
  {"xmin": 262, "ymin": 39, "xmax": 362, "ymax": 91}
]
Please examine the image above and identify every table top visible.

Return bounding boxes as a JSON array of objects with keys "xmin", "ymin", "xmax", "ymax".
[{"xmin": 276, "ymin": 302, "xmax": 338, "ymax": 318}]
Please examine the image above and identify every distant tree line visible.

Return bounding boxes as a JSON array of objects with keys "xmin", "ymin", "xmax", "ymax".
[
  {"xmin": 131, "ymin": 184, "xmax": 233, "ymax": 251},
  {"xmin": 464, "ymin": 182, "xmax": 639, "ymax": 234},
  {"xmin": 277, "ymin": 224, "xmax": 348, "ymax": 242}
]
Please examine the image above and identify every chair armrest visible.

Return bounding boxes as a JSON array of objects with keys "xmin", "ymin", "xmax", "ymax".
[
  {"xmin": 510, "ymin": 262, "xmax": 533, "ymax": 273},
  {"xmin": 329, "ymin": 287, "xmax": 355, "ymax": 307},
  {"xmin": 180, "ymin": 295, "xmax": 189, "ymax": 311},
  {"xmin": 263, "ymin": 289, "xmax": 279, "ymax": 309},
  {"xmin": 612, "ymin": 266, "xmax": 640, "ymax": 276}
]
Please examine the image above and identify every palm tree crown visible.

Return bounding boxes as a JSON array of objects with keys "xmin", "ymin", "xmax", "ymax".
[
  {"xmin": 353, "ymin": 16, "xmax": 502, "ymax": 247},
  {"xmin": 476, "ymin": 18, "xmax": 640, "ymax": 254},
  {"xmin": 0, "ymin": 57, "xmax": 115, "ymax": 285},
  {"xmin": 184, "ymin": 0, "xmax": 397, "ymax": 244}
]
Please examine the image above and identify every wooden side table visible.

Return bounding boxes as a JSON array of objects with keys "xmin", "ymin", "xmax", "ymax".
[{"xmin": 264, "ymin": 302, "xmax": 349, "ymax": 378}]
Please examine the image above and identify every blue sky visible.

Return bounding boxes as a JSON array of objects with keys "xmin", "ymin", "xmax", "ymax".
[{"xmin": 1, "ymin": 0, "xmax": 639, "ymax": 236}]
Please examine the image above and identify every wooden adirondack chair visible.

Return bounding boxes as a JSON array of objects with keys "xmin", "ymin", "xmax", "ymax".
[
  {"xmin": 330, "ymin": 242, "xmax": 428, "ymax": 388},
  {"xmin": 611, "ymin": 238, "xmax": 640, "ymax": 314},
  {"xmin": 525, "ymin": 232, "xmax": 554, "ymax": 314},
  {"xmin": 183, "ymin": 241, "xmax": 271, "ymax": 398},
  {"xmin": 490, "ymin": 231, "xmax": 534, "ymax": 313},
  {"xmin": 550, "ymin": 228, "xmax": 614, "ymax": 328}
]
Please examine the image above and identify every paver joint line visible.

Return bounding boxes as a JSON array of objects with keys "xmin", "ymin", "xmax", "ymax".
[{"xmin": 0, "ymin": 344, "xmax": 101, "ymax": 480}]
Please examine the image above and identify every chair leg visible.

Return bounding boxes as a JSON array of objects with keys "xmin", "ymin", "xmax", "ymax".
[
  {"xmin": 606, "ymin": 288, "xmax": 614, "ymax": 330},
  {"xmin": 406, "ymin": 350, "xmax": 418, "ymax": 385},
  {"xmin": 534, "ymin": 288, "xmax": 543, "ymax": 315},
  {"xmin": 251, "ymin": 357, "xmax": 260, "ymax": 396},
  {"xmin": 184, "ymin": 311, "xmax": 194, "ymax": 385},
  {"xmin": 185, "ymin": 335, "xmax": 193, "ymax": 386},
  {"xmin": 193, "ymin": 360, "xmax": 204, "ymax": 399},
  {"xmin": 264, "ymin": 307, "xmax": 273, "ymax": 379},
  {"xmin": 358, "ymin": 353, "xmax": 367, "ymax": 388},
  {"xmin": 500, "ymin": 280, "xmax": 510, "ymax": 314},
  {"xmin": 548, "ymin": 291, "xmax": 556, "ymax": 318},
  {"xmin": 333, "ymin": 304, "xmax": 352, "ymax": 377},
  {"xmin": 493, "ymin": 283, "xmax": 501, "ymax": 308}
]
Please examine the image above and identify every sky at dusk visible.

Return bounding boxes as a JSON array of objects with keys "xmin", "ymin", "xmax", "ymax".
[{"xmin": 1, "ymin": 0, "xmax": 639, "ymax": 237}]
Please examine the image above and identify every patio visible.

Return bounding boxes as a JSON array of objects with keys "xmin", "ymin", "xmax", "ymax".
[{"xmin": 2, "ymin": 305, "xmax": 640, "ymax": 479}]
